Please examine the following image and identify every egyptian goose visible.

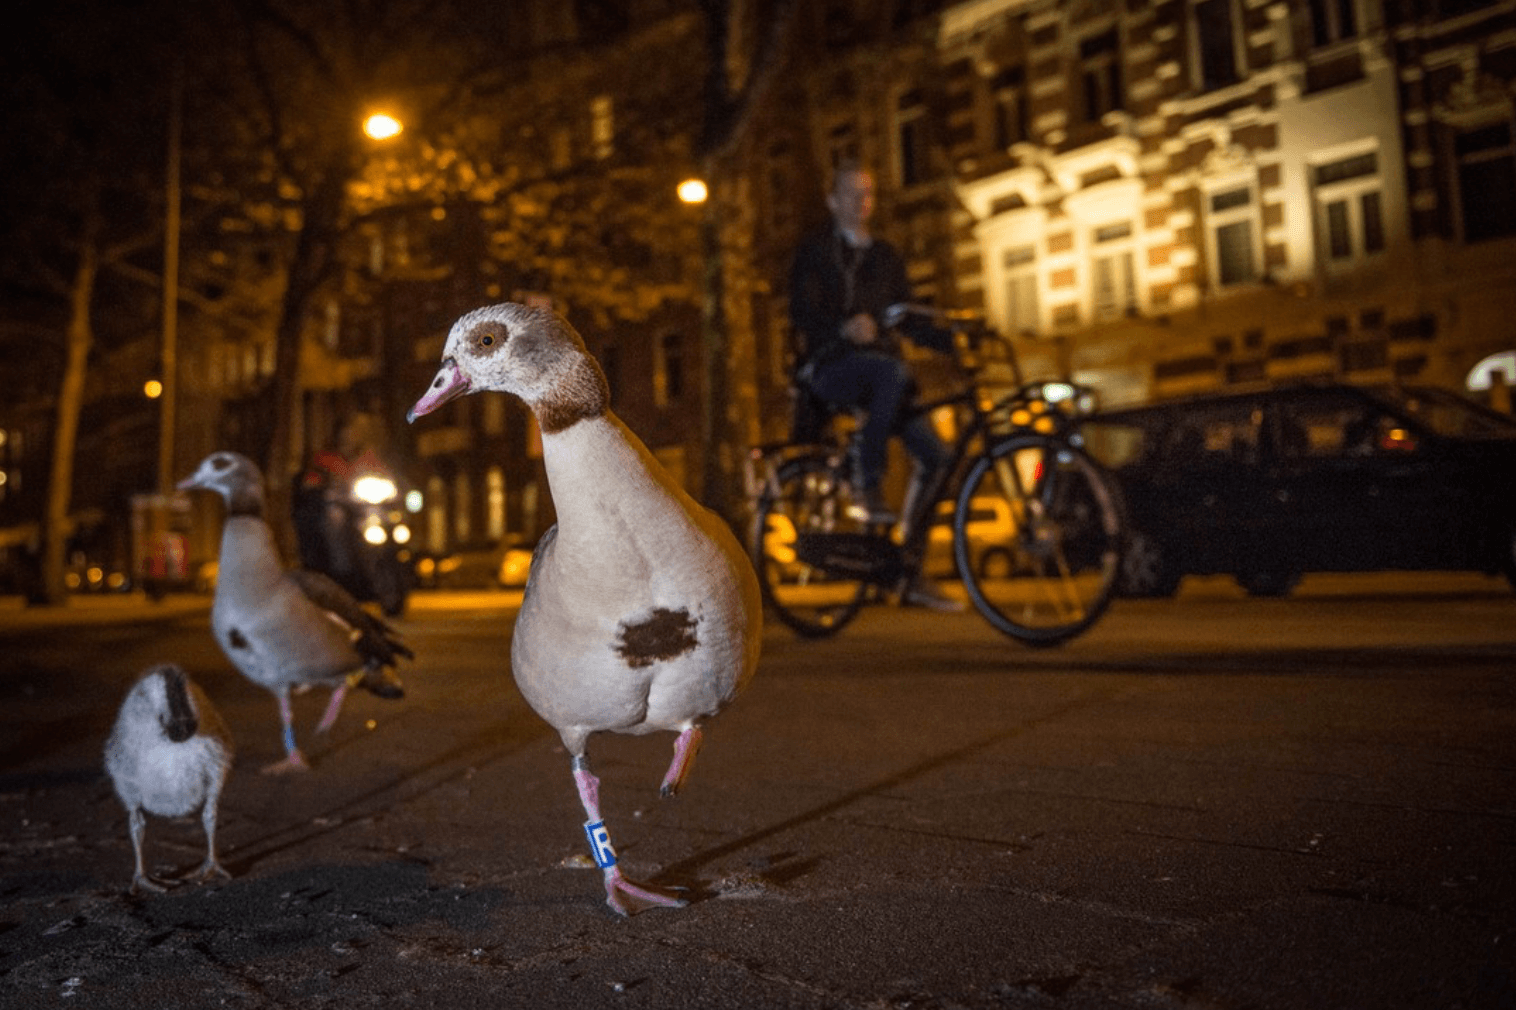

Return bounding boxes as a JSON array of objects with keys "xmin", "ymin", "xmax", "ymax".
[
  {"xmin": 178, "ymin": 451, "xmax": 409, "ymax": 773},
  {"xmin": 104, "ymin": 664, "xmax": 234, "ymax": 894},
  {"xmin": 409, "ymin": 302, "xmax": 761, "ymax": 915}
]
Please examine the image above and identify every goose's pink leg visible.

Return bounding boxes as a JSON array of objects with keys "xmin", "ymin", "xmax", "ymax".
[
  {"xmin": 572, "ymin": 756, "xmax": 686, "ymax": 916},
  {"xmin": 659, "ymin": 725, "xmax": 703, "ymax": 798},
  {"xmin": 316, "ymin": 682, "xmax": 349, "ymax": 733},
  {"xmin": 261, "ymin": 692, "xmax": 309, "ymax": 775}
]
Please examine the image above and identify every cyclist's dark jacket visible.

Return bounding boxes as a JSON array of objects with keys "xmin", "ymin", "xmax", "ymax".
[{"xmin": 788, "ymin": 223, "xmax": 952, "ymax": 370}]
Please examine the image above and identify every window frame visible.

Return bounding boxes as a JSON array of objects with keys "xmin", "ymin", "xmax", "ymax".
[
  {"xmin": 894, "ymin": 87, "xmax": 931, "ymax": 189},
  {"xmin": 1090, "ymin": 221, "xmax": 1138, "ymax": 321},
  {"xmin": 1454, "ymin": 119, "xmax": 1516, "ymax": 245},
  {"xmin": 1001, "ymin": 243, "xmax": 1041, "ymax": 335},
  {"xmin": 1310, "ymin": 146, "xmax": 1387, "ymax": 268},
  {"xmin": 1205, "ymin": 182, "xmax": 1262, "ymax": 288},
  {"xmin": 1192, "ymin": 0, "xmax": 1243, "ymax": 92},
  {"xmin": 1076, "ymin": 28, "xmax": 1124, "ymax": 124}
]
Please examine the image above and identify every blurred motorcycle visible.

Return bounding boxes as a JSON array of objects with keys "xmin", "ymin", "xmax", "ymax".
[{"xmin": 293, "ymin": 465, "xmax": 414, "ymax": 617}]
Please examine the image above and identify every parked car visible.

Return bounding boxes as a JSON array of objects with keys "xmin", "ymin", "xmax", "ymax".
[{"xmin": 1081, "ymin": 382, "xmax": 1516, "ymax": 597}]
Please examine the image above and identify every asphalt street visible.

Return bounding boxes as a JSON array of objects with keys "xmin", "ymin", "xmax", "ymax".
[{"xmin": 0, "ymin": 573, "xmax": 1513, "ymax": 1009}]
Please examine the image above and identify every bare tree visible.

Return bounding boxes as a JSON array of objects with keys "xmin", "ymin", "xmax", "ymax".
[
  {"xmin": 693, "ymin": 0, "xmax": 799, "ymax": 521},
  {"xmin": 0, "ymin": 6, "xmax": 171, "ymax": 604}
]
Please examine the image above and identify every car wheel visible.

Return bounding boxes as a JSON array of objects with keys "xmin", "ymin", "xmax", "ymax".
[
  {"xmin": 1235, "ymin": 569, "xmax": 1301, "ymax": 598},
  {"xmin": 1119, "ymin": 530, "xmax": 1181, "ymax": 598}
]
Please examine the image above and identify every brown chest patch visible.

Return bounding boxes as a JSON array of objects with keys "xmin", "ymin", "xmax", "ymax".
[{"xmin": 616, "ymin": 607, "xmax": 699, "ymax": 669}]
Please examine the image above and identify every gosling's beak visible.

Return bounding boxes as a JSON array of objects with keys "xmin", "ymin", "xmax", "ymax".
[{"xmin": 408, "ymin": 358, "xmax": 470, "ymax": 423}]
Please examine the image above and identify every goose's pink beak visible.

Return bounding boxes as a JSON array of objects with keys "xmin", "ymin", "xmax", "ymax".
[{"xmin": 408, "ymin": 358, "xmax": 470, "ymax": 422}]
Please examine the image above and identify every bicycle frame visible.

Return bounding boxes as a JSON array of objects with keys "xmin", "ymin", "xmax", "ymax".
[
  {"xmin": 749, "ymin": 302, "xmax": 1124, "ymax": 643},
  {"xmin": 746, "ymin": 333, "xmax": 1099, "ymax": 590}
]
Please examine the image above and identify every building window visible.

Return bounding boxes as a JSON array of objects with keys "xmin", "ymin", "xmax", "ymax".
[
  {"xmin": 766, "ymin": 140, "xmax": 793, "ymax": 233},
  {"xmin": 992, "ymin": 67, "xmax": 1028, "ymax": 149},
  {"xmin": 426, "ymin": 475, "xmax": 447, "ymax": 553},
  {"xmin": 1312, "ymin": 150, "xmax": 1386, "ymax": 264},
  {"xmin": 1208, "ymin": 186, "xmax": 1259, "ymax": 286},
  {"xmin": 896, "ymin": 88, "xmax": 930, "ymax": 188},
  {"xmin": 654, "ymin": 332, "xmax": 684, "ymax": 407},
  {"xmin": 1090, "ymin": 222, "xmax": 1137, "ymax": 320},
  {"xmin": 590, "ymin": 94, "xmax": 614, "ymax": 160},
  {"xmin": 482, "ymin": 394, "xmax": 505, "ymax": 436},
  {"xmin": 1194, "ymin": 0, "xmax": 1240, "ymax": 91},
  {"xmin": 1308, "ymin": 0, "xmax": 1358, "ymax": 47},
  {"xmin": 486, "ymin": 466, "xmax": 506, "ymax": 541},
  {"xmin": 1456, "ymin": 122, "xmax": 1516, "ymax": 244},
  {"xmin": 828, "ymin": 121, "xmax": 858, "ymax": 172},
  {"xmin": 453, "ymin": 471, "xmax": 472, "ymax": 543},
  {"xmin": 1002, "ymin": 245, "xmax": 1040, "ymax": 334},
  {"xmin": 1077, "ymin": 29, "xmax": 1123, "ymax": 123}
]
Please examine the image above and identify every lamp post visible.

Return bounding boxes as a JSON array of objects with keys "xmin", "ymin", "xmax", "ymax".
[{"xmin": 158, "ymin": 66, "xmax": 181, "ymax": 496}]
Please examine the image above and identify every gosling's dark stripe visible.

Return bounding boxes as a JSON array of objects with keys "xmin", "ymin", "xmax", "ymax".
[{"xmin": 160, "ymin": 665, "xmax": 199, "ymax": 743}]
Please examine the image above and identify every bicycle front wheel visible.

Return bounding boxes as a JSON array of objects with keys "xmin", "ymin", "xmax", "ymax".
[
  {"xmin": 954, "ymin": 435, "xmax": 1123, "ymax": 646},
  {"xmin": 751, "ymin": 453, "xmax": 872, "ymax": 638}
]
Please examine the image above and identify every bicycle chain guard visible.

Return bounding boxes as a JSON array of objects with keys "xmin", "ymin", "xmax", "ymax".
[{"xmin": 793, "ymin": 532, "xmax": 904, "ymax": 585}]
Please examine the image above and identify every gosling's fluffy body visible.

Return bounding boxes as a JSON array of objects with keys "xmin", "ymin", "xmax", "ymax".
[{"xmin": 104, "ymin": 664, "xmax": 234, "ymax": 894}]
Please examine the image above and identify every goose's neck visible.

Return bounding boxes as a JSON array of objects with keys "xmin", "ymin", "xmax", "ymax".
[{"xmin": 540, "ymin": 415, "xmax": 684, "ymax": 530}]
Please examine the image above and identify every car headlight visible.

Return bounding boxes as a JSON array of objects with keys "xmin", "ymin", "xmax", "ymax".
[{"xmin": 354, "ymin": 475, "xmax": 398, "ymax": 505}]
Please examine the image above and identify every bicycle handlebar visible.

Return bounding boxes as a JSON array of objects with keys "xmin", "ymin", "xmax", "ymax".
[{"xmin": 883, "ymin": 303, "xmax": 1105, "ymax": 420}]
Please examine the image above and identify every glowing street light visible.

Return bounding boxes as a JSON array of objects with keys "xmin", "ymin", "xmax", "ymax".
[
  {"xmin": 364, "ymin": 113, "xmax": 404, "ymax": 140},
  {"xmin": 677, "ymin": 178, "xmax": 708, "ymax": 204},
  {"xmin": 144, "ymin": 379, "xmax": 164, "ymax": 399}
]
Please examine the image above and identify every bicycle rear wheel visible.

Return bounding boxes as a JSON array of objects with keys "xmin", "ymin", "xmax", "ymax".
[
  {"xmin": 954, "ymin": 434, "xmax": 1123, "ymax": 646},
  {"xmin": 752, "ymin": 453, "xmax": 872, "ymax": 638}
]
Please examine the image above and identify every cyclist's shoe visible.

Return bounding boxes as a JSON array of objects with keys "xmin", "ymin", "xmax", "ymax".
[
  {"xmin": 902, "ymin": 575, "xmax": 965, "ymax": 612},
  {"xmin": 847, "ymin": 485, "xmax": 897, "ymax": 526}
]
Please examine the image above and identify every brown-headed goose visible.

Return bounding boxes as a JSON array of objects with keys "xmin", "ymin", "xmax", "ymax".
[
  {"xmin": 104, "ymin": 664, "xmax": 234, "ymax": 894},
  {"xmin": 178, "ymin": 451, "xmax": 408, "ymax": 773},
  {"xmin": 409, "ymin": 302, "xmax": 761, "ymax": 916}
]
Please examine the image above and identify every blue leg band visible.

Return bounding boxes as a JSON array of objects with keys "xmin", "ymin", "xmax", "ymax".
[
  {"xmin": 583, "ymin": 820, "xmax": 617, "ymax": 869},
  {"xmin": 283, "ymin": 724, "xmax": 297, "ymax": 756}
]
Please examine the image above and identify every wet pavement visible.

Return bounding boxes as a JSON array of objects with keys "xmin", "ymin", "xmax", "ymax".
[{"xmin": 1, "ymin": 576, "xmax": 1514, "ymax": 1008}]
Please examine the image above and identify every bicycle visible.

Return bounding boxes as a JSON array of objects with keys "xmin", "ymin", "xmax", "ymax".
[{"xmin": 745, "ymin": 305, "xmax": 1125, "ymax": 646}]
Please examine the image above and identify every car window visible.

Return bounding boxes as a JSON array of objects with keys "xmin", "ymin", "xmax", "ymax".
[
  {"xmin": 1274, "ymin": 395, "xmax": 1406, "ymax": 460},
  {"xmin": 1079, "ymin": 418, "xmax": 1151, "ymax": 469},
  {"xmin": 1378, "ymin": 386, "xmax": 1516, "ymax": 439},
  {"xmin": 1160, "ymin": 401, "xmax": 1262, "ymax": 466}
]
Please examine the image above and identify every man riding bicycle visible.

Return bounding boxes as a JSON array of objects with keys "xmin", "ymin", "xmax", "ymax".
[{"xmin": 787, "ymin": 159, "xmax": 962, "ymax": 611}]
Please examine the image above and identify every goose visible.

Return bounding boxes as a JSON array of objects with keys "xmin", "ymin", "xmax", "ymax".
[
  {"xmin": 104, "ymin": 664, "xmax": 233, "ymax": 894},
  {"xmin": 409, "ymin": 302, "xmax": 761, "ymax": 915},
  {"xmin": 178, "ymin": 451, "xmax": 409, "ymax": 773}
]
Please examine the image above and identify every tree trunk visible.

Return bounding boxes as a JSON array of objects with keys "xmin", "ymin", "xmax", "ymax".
[
  {"xmin": 39, "ymin": 210, "xmax": 101, "ymax": 605},
  {"xmin": 261, "ymin": 164, "xmax": 348, "ymax": 557},
  {"xmin": 697, "ymin": 190, "xmax": 735, "ymax": 522},
  {"xmin": 695, "ymin": 0, "xmax": 797, "ymax": 528}
]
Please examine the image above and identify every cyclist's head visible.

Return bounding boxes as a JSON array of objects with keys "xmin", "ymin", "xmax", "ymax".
[{"xmin": 827, "ymin": 160, "xmax": 875, "ymax": 233}]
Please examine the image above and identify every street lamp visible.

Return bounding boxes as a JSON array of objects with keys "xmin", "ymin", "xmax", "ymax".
[
  {"xmin": 677, "ymin": 178, "xmax": 708, "ymax": 204},
  {"xmin": 364, "ymin": 113, "xmax": 404, "ymax": 141}
]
